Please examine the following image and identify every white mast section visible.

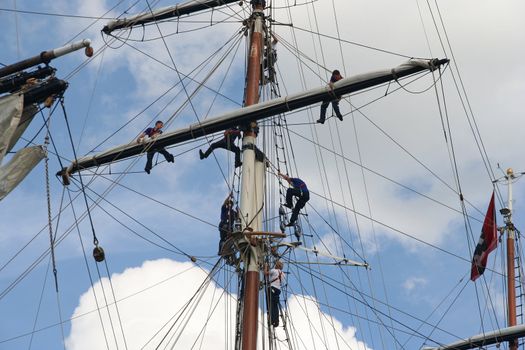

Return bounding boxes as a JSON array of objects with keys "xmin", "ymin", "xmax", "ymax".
[
  {"xmin": 50, "ymin": 40, "xmax": 92, "ymax": 60},
  {"xmin": 0, "ymin": 39, "xmax": 91, "ymax": 79},
  {"xmin": 60, "ymin": 58, "xmax": 448, "ymax": 177}
]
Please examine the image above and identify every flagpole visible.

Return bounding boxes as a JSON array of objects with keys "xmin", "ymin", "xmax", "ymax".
[{"xmin": 504, "ymin": 168, "xmax": 518, "ymax": 350}]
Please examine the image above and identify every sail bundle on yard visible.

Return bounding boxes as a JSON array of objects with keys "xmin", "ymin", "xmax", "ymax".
[
  {"xmin": 0, "ymin": 92, "xmax": 40, "ymax": 162},
  {"xmin": 102, "ymin": 0, "xmax": 240, "ymax": 34},
  {"xmin": 0, "ymin": 146, "xmax": 45, "ymax": 201},
  {"xmin": 59, "ymin": 58, "xmax": 449, "ymax": 177},
  {"xmin": 0, "ymin": 93, "xmax": 24, "ymax": 164},
  {"xmin": 0, "ymin": 39, "xmax": 92, "ymax": 201},
  {"xmin": 0, "ymin": 93, "xmax": 45, "ymax": 201}
]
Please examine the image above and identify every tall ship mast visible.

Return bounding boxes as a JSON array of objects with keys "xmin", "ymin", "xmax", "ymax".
[{"xmin": 1, "ymin": 1, "xmax": 524, "ymax": 349}]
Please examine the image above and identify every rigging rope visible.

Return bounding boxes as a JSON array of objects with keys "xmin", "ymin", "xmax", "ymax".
[
  {"xmin": 93, "ymin": 261, "xmax": 121, "ymax": 350},
  {"xmin": 43, "ymin": 104, "xmax": 59, "ymax": 292},
  {"xmin": 60, "ymin": 98, "xmax": 101, "ymax": 249},
  {"xmin": 148, "ymin": 259, "xmax": 222, "ymax": 349},
  {"xmin": 66, "ymin": 189, "xmax": 111, "ymax": 350},
  {"xmin": 105, "ymin": 258, "xmax": 130, "ymax": 350},
  {"xmin": 429, "ymin": 0, "xmax": 501, "ymax": 203}
]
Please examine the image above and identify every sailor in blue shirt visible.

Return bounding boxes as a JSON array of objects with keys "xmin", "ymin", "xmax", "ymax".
[
  {"xmin": 137, "ymin": 120, "xmax": 174, "ymax": 174},
  {"xmin": 278, "ymin": 172, "xmax": 310, "ymax": 226}
]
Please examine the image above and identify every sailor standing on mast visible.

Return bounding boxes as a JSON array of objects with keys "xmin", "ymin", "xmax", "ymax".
[
  {"xmin": 137, "ymin": 120, "xmax": 174, "ymax": 174},
  {"xmin": 317, "ymin": 70, "xmax": 344, "ymax": 124}
]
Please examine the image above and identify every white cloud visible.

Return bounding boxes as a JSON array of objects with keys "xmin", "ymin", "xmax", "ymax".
[
  {"xmin": 66, "ymin": 259, "xmax": 371, "ymax": 350},
  {"xmin": 66, "ymin": 259, "xmax": 235, "ymax": 349},
  {"xmin": 402, "ymin": 277, "xmax": 427, "ymax": 293},
  {"xmin": 280, "ymin": 295, "xmax": 372, "ymax": 350}
]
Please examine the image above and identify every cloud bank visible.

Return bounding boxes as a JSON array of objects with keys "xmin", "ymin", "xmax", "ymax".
[{"xmin": 66, "ymin": 258, "xmax": 371, "ymax": 350}]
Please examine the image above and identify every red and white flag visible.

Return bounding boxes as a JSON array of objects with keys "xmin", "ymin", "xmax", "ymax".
[{"xmin": 471, "ymin": 191, "xmax": 498, "ymax": 281}]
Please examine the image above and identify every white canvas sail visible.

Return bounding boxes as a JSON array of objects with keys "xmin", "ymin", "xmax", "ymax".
[
  {"xmin": 0, "ymin": 93, "xmax": 24, "ymax": 164},
  {"xmin": 0, "ymin": 145, "xmax": 45, "ymax": 201},
  {"xmin": 6, "ymin": 104, "xmax": 39, "ymax": 154}
]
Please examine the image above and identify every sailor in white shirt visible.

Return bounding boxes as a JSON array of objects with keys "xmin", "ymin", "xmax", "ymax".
[{"xmin": 265, "ymin": 260, "xmax": 285, "ymax": 327}]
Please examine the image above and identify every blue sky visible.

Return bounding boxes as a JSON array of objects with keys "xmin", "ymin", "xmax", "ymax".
[{"xmin": 1, "ymin": 0, "xmax": 525, "ymax": 349}]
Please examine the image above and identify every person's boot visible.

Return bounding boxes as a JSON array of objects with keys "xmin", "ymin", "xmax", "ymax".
[
  {"xmin": 145, "ymin": 168, "xmax": 151, "ymax": 174},
  {"xmin": 316, "ymin": 118, "xmax": 325, "ymax": 124},
  {"xmin": 167, "ymin": 154, "xmax": 175, "ymax": 163},
  {"xmin": 218, "ymin": 240, "xmax": 224, "ymax": 255},
  {"xmin": 235, "ymin": 160, "xmax": 242, "ymax": 168},
  {"xmin": 199, "ymin": 149, "xmax": 205, "ymax": 159},
  {"xmin": 337, "ymin": 113, "xmax": 343, "ymax": 121}
]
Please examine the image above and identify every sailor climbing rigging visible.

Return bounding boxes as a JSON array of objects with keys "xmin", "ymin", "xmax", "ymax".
[
  {"xmin": 218, "ymin": 193, "xmax": 238, "ymax": 255},
  {"xmin": 199, "ymin": 127, "xmax": 242, "ymax": 168},
  {"xmin": 278, "ymin": 172, "xmax": 310, "ymax": 226},
  {"xmin": 263, "ymin": 33, "xmax": 278, "ymax": 84},
  {"xmin": 137, "ymin": 120, "xmax": 174, "ymax": 174},
  {"xmin": 265, "ymin": 260, "xmax": 285, "ymax": 327},
  {"xmin": 317, "ymin": 69, "xmax": 344, "ymax": 124}
]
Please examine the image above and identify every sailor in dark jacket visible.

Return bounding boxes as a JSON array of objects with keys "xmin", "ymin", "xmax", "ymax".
[
  {"xmin": 218, "ymin": 194, "xmax": 238, "ymax": 255},
  {"xmin": 137, "ymin": 120, "xmax": 174, "ymax": 174},
  {"xmin": 317, "ymin": 70, "xmax": 344, "ymax": 124},
  {"xmin": 199, "ymin": 127, "xmax": 242, "ymax": 167}
]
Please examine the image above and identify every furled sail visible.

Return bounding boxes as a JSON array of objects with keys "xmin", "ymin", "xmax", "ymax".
[
  {"xmin": 0, "ymin": 93, "xmax": 24, "ymax": 164},
  {"xmin": 0, "ymin": 146, "xmax": 46, "ymax": 201},
  {"xmin": 60, "ymin": 58, "xmax": 448, "ymax": 176},
  {"xmin": 103, "ymin": 0, "xmax": 240, "ymax": 34},
  {"xmin": 0, "ymin": 44, "xmax": 74, "ymax": 198},
  {"xmin": 6, "ymin": 104, "xmax": 39, "ymax": 153},
  {"xmin": 0, "ymin": 93, "xmax": 40, "ymax": 163}
]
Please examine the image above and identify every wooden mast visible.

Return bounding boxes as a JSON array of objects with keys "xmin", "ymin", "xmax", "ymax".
[
  {"xmin": 239, "ymin": 1, "xmax": 265, "ymax": 349},
  {"xmin": 423, "ymin": 168, "xmax": 523, "ymax": 350},
  {"xmin": 505, "ymin": 168, "xmax": 518, "ymax": 350}
]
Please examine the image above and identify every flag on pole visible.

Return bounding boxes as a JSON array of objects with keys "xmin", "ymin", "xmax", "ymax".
[{"xmin": 471, "ymin": 191, "xmax": 498, "ymax": 281}]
